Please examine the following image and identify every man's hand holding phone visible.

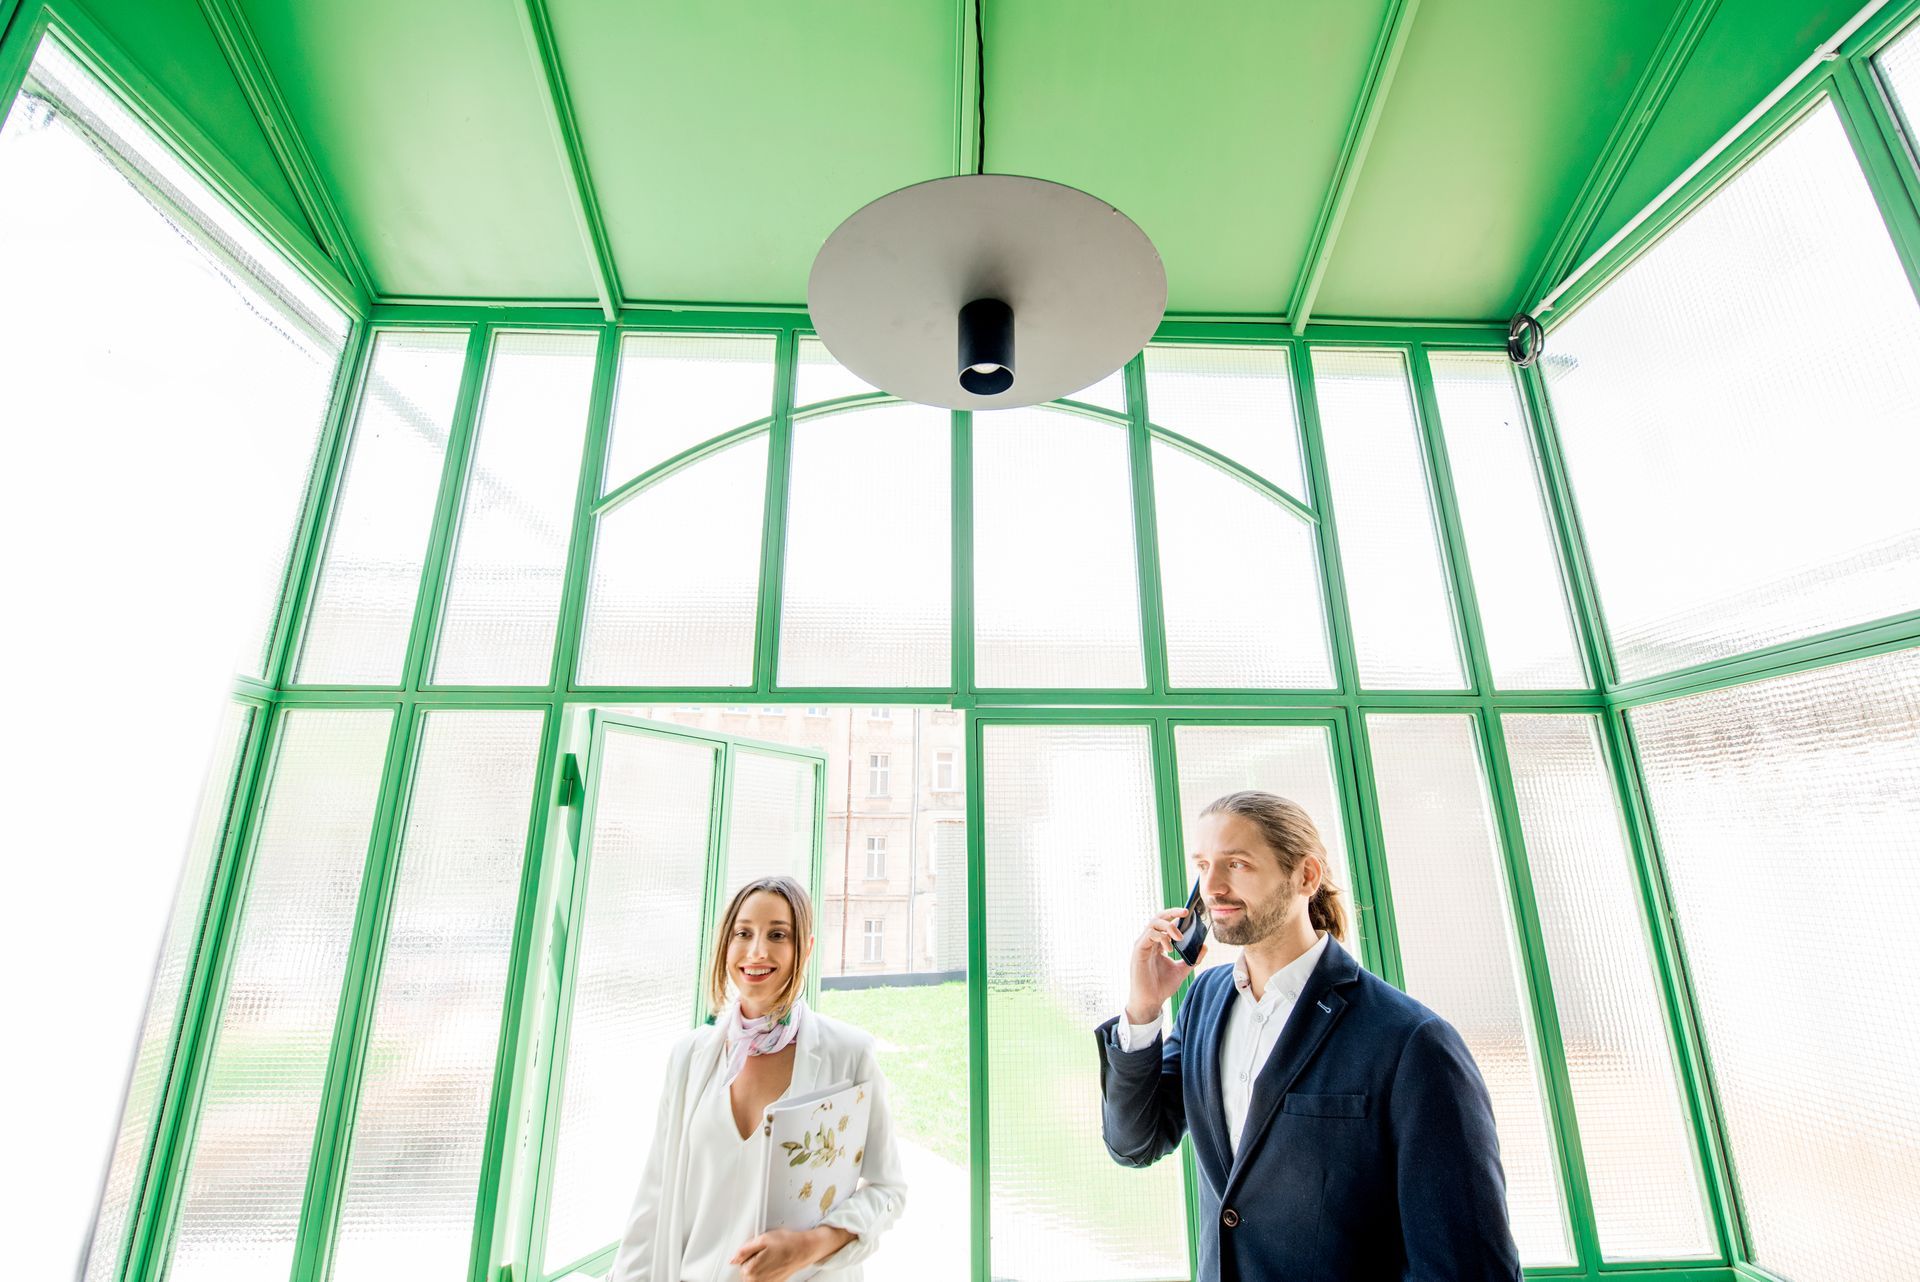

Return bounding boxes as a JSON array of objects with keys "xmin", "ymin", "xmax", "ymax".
[{"xmin": 1126, "ymin": 882, "xmax": 1208, "ymax": 1026}]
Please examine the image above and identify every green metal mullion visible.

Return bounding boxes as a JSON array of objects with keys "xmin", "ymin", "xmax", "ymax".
[
  {"xmin": 951, "ymin": 409, "xmax": 977, "ymax": 705},
  {"xmin": 1286, "ymin": 0, "xmax": 1421, "ymax": 333},
  {"xmin": 553, "ymin": 325, "xmax": 622, "ymax": 694},
  {"xmin": 0, "ymin": 2, "xmax": 47, "ymax": 138},
  {"xmin": 1610, "ymin": 617, "xmax": 1920, "ymax": 709},
  {"xmin": 1829, "ymin": 58, "xmax": 1920, "ymax": 304},
  {"xmin": 1147, "ymin": 717, "xmax": 1203, "ymax": 1279},
  {"xmin": 290, "ymin": 702, "xmax": 426, "ymax": 1282},
  {"xmin": 1293, "ymin": 346, "xmax": 1364, "ymax": 698},
  {"xmin": 403, "ymin": 325, "xmax": 494, "ymax": 693},
  {"xmin": 126, "ymin": 701, "xmax": 313, "ymax": 1282},
  {"xmin": 1603, "ymin": 709, "xmax": 1750, "ymax": 1264},
  {"xmin": 194, "ymin": 0, "xmax": 373, "ymax": 308},
  {"xmin": 1123, "ymin": 354, "xmax": 1172, "ymax": 696},
  {"xmin": 807, "ymin": 754, "xmax": 828, "ymax": 1008},
  {"xmin": 275, "ymin": 326, "xmax": 381, "ymax": 689},
  {"xmin": 1408, "ymin": 346, "xmax": 1493, "ymax": 697},
  {"xmin": 1516, "ymin": 363, "xmax": 1619, "ymax": 690},
  {"xmin": 1319, "ymin": 708, "xmax": 1392, "ymax": 977},
  {"xmin": 1147, "ymin": 423, "xmax": 1317, "ymax": 523},
  {"xmin": 1520, "ymin": 0, "xmax": 1722, "ymax": 308},
  {"xmin": 697, "ymin": 746, "xmax": 742, "ymax": 1010},
  {"xmin": 754, "ymin": 328, "xmax": 801, "ymax": 692},
  {"xmin": 263, "ymin": 323, "xmax": 373, "ymax": 687},
  {"xmin": 113, "ymin": 699, "xmax": 272, "ymax": 1282},
  {"xmin": 472, "ymin": 703, "xmax": 567, "ymax": 1282},
  {"xmin": 1477, "ymin": 712, "xmax": 1604, "ymax": 1273},
  {"xmin": 962, "ymin": 710, "xmax": 991, "ymax": 1282},
  {"xmin": 1341, "ymin": 710, "xmax": 1405, "ymax": 989}
]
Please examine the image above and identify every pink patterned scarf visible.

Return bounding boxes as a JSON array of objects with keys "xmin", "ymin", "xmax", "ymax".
[{"xmin": 717, "ymin": 996, "xmax": 807, "ymax": 1086}]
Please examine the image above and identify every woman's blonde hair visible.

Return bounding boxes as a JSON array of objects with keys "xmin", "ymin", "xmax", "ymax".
[
  {"xmin": 1199, "ymin": 790, "xmax": 1350, "ymax": 942},
  {"xmin": 706, "ymin": 875, "xmax": 815, "ymax": 1019}
]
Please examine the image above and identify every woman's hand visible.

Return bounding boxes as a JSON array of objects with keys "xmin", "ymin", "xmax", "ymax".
[{"xmin": 729, "ymin": 1225, "xmax": 855, "ymax": 1281}]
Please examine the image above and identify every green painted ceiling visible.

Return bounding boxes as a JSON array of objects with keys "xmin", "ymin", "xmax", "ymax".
[{"xmin": 104, "ymin": 0, "xmax": 1870, "ymax": 320}]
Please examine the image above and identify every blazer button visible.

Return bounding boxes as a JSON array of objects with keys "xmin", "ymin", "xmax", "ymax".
[{"xmin": 1221, "ymin": 1208, "xmax": 1240, "ymax": 1228}]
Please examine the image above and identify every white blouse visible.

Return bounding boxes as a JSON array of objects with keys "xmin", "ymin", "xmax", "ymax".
[{"xmin": 677, "ymin": 1071, "xmax": 772, "ymax": 1282}]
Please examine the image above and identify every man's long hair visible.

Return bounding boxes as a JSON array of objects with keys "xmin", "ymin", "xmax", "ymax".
[{"xmin": 1199, "ymin": 791, "xmax": 1349, "ymax": 942}]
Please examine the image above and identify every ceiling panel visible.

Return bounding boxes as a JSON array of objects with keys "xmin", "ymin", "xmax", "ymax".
[
  {"xmin": 985, "ymin": 0, "xmax": 1393, "ymax": 315},
  {"xmin": 548, "ymin": 0, "xmax": 954, "ymax": 306},
  {"xmin": 1313, "ymin": 0, "xmax": 1679, "ymax": 322},
  {"xmin": 239, "ymin": 0, "xmax": 595, "ymax": 300}
]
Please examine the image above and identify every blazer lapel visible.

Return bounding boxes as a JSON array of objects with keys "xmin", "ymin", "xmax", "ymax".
[
  {"xmin": 788, "ymin": 1008, "xmax": 826, "ymax": 1097},
  {"xmin": 1186, "ymin": 968, "xmax": 1236, "ymax": 1183},
  {"xmin": 1223, "ymin": 939, "xmax": 1361, "ymax": 1194}
]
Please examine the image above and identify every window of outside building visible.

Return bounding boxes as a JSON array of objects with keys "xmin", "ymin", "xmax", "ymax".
[
  {"xmin": 869, "ymin": 753, "xmax": 890, "ymax": 796},
  {"xmin": 935, "ymin": 750, "xmax": 957, "ymax": 791},
  {"xmin": 869, "ymin": 706, "xmax": 892, "ymax": 720},
  {"xmin": 865, "ymin": 835, "xmax": 887, "ymax": 879},
  {"xmin": 863, "ymin": 918, "xmax": 884, "ymax": 963}
]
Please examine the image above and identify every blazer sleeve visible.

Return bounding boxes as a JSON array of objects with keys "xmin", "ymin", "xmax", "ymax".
[
  {"xmin": 609, "ymin": 1039, "xmax": 691, "ymax": 1282},
  {"xmin": 816, "ymin": 1040, "xmax": 909, "ymax": 1272},
  {"xmin": 1389, "ymin": 1017, "xmax": 1524, "ymax": 1282},
  {"xmin": 1095, "ymin": 985, "xmax": 1191, "ymax": 1168}
]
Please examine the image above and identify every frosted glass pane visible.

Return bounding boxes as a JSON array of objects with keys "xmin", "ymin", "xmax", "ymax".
[
  {"xmin": 1428, "ymin": 353, "xmax": 1587, "ymax": 689},
  {"xmin": 577, "ymin": 437, "xmax": 768, "ymax": 686},
  {"xmin": 981, "ymin": 725, "xmax": 1186, "ymax": 1282},
  {"xmin": 432, "ymin": 331, "xmax": 596, "ymax": 685},
  {"xmin": 543, "ymin": 727, "xmax": 717, "ymax": 1271},
  {"xmin": 974, "ymin": 408, "xmax": 1144, "ymax": 688},
  {"xmin": 1630, "ymin": 650, "xmax": 1920, "ymax": 1282},
  {"xmin": 1062, "ymin": 366, "xmax": 1127, "ymax": 412},
  {"xmin": 1882, "ymin": 21, "xmax": 1920, "ymax": 142},
  {"xmin": 1365, "ymin": 714, "xmax": 1573, "ymax": 1266},
  {"xmin": 297, "ymin": 330, "xmax": 468, "ymax": 684},
  {"xmin": 725, "ymin": 750, "xmax": 816, "ymax": 893},
  {"xmin": 602, "ymin": 333, "xmax": 775, "ymax": 491},
  {"xmin": 1502, "ymin": 714, "xmax": 1713, "ymax": 1261},
  {"xmin": 83, "ymin": 705, "xmax": 252, "ymax": 1282},
  {"xmin": 1544, "ymin": 103, "xmax": 1920, "ymax": 681},
  {"xmin": 779, "ymin": 404, "xmax": 950, "ymax": 687},
  {"xmin": 168, "ymin": 709, "xmax": 393, "ymax": 1282},
  {"xmin": 1312, "ymin": 349, "xmax": 1465, "ymax": 688},
  {"xmin": 795, "ymin": 336, "xmax": 880, "ymax": 408},
  {"xmin": 331, "ymin": 710, "xmax": 543, "ymax": 1281},
  {"xmin": 1145, "ymin": 344, "xmax": 1305, "ymax": 497},
  {"xmin": 1170, "ymin": 723, "xmax": 1357, "ymax": 974},
  {"xmin": 1153, "ymin": 441, "xmax": 1333, "ymax": 688}
]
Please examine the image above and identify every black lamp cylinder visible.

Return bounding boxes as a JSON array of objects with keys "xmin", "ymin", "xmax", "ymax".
[{"xmin": 958, "ymin": 298, "xmax": 1015, "ymax": 395}]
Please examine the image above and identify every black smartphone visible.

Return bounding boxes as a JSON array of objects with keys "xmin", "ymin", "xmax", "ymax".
[{"xmin": 1174, "ymin": 877, "xmax": 1208, "ymax": 967}]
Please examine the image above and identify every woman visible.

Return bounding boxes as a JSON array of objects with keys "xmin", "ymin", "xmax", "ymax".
[{"xmin": 611, "ymin": 875, "xmax": 907, "ymax": 1282}]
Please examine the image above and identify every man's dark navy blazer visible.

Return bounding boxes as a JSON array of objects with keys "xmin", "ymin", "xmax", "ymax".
[{"xmin": 1097, "ymin": 937, "xmax": 1522, "ymax": 1282}]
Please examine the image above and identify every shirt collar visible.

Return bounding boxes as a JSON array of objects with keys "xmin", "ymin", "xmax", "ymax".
[{"xmin": 1232, "ymin": 931, "xmax": 1330, "ymax": 1004}]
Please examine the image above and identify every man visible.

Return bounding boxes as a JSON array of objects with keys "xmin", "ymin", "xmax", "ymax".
[{"xmin": 1096, "ymin": 790, "xmax": 1521, "ymax": 1281}]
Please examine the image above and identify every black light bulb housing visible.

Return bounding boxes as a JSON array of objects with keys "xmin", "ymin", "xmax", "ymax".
[{"xmin": 958, "ymin": 298, "xmax": 1014, "ymax": 395}]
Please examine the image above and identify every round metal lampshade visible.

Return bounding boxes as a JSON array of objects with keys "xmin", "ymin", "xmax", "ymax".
[{"xmin": 807, "ymin": 174, "xmax": 1167, "ymax": 411}]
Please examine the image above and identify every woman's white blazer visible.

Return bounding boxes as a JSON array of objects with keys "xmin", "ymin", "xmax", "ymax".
[{"xmin": 609, "ymin": 1010, "xmax": 909, "ymax": 1282}]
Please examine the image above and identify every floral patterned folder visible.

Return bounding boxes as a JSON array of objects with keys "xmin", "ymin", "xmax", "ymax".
[{"xmin": 757, "ymin": 1079, "xmax": 874, "ymax": 1238}]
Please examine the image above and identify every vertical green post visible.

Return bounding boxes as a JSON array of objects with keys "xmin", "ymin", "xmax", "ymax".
[
  {"xmin": 1123, "ymin": 353, "xmax": 1172, "ymax": 695},
  {"xmin": 403, "ymin": 325, "xmax": 495, "ymax": 692},
  {"xmin": 963, "ymin": 710, "xmax": 991, "ymax": 1282},
  {"xmin": 753, "ymin": 325, "xmax": 801, "ymax": 694},
  {"xmin": 551, "ymin": 324, "xmax": 623, "ymax": 694},
  {"xmin": 951, "ymin": 408, "xmax": 976, "ymax": 705}
]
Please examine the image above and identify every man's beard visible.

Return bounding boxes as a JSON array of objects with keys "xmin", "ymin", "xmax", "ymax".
[{"xmin": 1210, "ymin": 887, "xmax": 1296, "ymax": 946}]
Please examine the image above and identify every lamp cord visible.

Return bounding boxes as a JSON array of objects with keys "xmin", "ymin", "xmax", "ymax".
[{"xmin": 974, "ymin": 0, "xmax": 986, "ymax": 175}]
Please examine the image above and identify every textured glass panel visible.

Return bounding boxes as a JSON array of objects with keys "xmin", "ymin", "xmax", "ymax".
[
  {"xmin": 974, "ymin": 408, "xmax": 1144, "ymax": 688},
  {"xmin": 726, "ymin": 750, "xmax": 816, "ymax": 893},
  {"xmin": 577, "ymin": 436, "xmax": 768, "ymax": 686},
  {"xmin": 1062, "ymin": 366, "xmax": 1127, "ymax": 413},
  {"xmin": 1630, "ymin": 650, "xmax": 1920, "ymax": 1282},
  {"xmin": 1503, "ymin": 714, "xmax": 1713, "ymax": 1261},
  {"xmin": 1145, "ymin": 344, "xmax": 1305, "ymax": 497},
  {"xmin": 1153, "ymin": 441, "xmax": 1333, "ymax": 688},
  {"xmin": 83, "ymin": 706, "xmax": 251, "ymax": 1282},
  {"xmin": 1365, "ymin": 714, "xmax": 1573, "ymax": 1266},
  {"xmin": 432, "ymin": 332, "xmax": 596, "ymax": 685},
  {"xmin": 297, "ymin": 330, "xmax": 468, "ymax": 684},
  {"xmin": 168, "ymin": 709, "xmax": 393, "ymax": 1282},
  {"xmin": 331, "ymin": 710, "xmax": 543, "ymax": 1280},
  {"xmin": 1312, "ymin": 348, "xmax": 1465, "ymax": 688},
  {"xmin": 779, "ymin": 404, "xmax": 950, "ymax": 687},
  {"xmin": 1544, "ymin": 103, "xmax": 1920, "ymax": 681},
  {"xmin": 1429, "ymin": 353, "xmax": 1587, "ymax": 689},
  {"xmin": 795, "ymin": 336, "xmax": 880, "ymax": 408},
  {"xmin": 543, "ymin": 727, "xmax": 717, "ymax": 1271},
  {"xmin": 1170, "ymin": 723, "xmax": 1357, "ymax": 974},
  {"xmin": 982, "ymin": 725, "xmax": 1186, "ymax": 1281},
  {"xmin": 603, "ymin": 333, "xmax": 775, "ymax": 491},
  {"xmin": 4, "ymin": 41, "xmax": 347, "ymax": 684},
  {"xmin": 1882, "ymin": 21, "xmax": 1920, "ymax": 141}
]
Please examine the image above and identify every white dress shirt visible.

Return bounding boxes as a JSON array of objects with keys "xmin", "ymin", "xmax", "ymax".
[{"xmin": 1117, "ymin": 931, "xmax": 1330, "ymax": 1153}]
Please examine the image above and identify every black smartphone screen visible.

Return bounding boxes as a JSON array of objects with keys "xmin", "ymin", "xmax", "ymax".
[{"xmin": 1174, "ymin": 877, "xmax": 1208, "ymax": 966}]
